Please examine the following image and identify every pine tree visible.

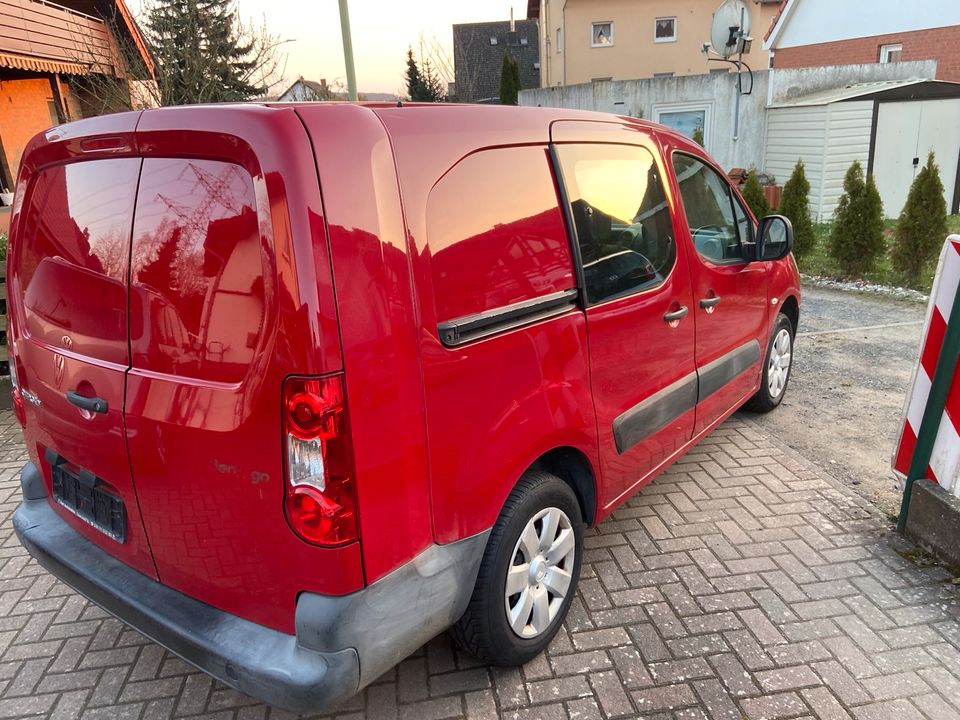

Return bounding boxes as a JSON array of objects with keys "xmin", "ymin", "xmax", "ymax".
[
  {"xmin": 420, "ymin": 58, "xmax": 446, "ymax": 102},
  {"xmin": 500, "ymin": 53, "xmax": 520, "ymax": 105},
  {"xmin": 144, "ymin": 0, "xmax": 272, "ymax": 105},
  {"xmin": 779, "ymin": 160, "xmax": 815, "ymax": 257},
  {"xmin": 741, "ymin": 169, "xmax": 771, "ymax": 219},
  {"xmin": 829, "ymin": 161, "xmax": 885, "ymax": 276},
  {"xmin": 406, "ymin": 48, "xmax": 444, "ymax": 102},
  {"xmin": 892, "ymin": 152, "xmax": 948, "ymax": 287},
  {"xmin": 405, "ymin": 48, "xmax": 425, "ymax": 100}
]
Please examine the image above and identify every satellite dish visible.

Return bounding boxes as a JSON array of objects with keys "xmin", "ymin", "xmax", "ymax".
[{"xmin": 711, "ymin": 0, "xmax": 752, "ymax": 58}]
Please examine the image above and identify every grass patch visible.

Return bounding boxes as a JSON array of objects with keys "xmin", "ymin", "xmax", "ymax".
[{"xmin": 796, "ymin": 215, "xmax": 960, "ymax": 294}]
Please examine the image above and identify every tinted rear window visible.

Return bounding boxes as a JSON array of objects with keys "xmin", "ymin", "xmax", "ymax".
[
  {"xmin": 129, "ymin": 159, "xmax": 264, "ymax": 383},
  {"xmin": 427, "ymin": 146, "xmax": 574, "ymax": 323},
  {"xmin": 18, "ymin": 158, "xmax": 140, "ymax": 366}
]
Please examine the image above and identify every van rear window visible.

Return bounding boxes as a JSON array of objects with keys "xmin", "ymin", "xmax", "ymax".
[
  {"xmin": 18, "ymin": 159, "xmax": 141, "ymax": 366},
  {"xmin": 426, "ymin": 146, "xmax": 575, "ymax": 323},
  {"xmin": 129, "ymin": 159, "xmax": 265, "ymax": 383}
]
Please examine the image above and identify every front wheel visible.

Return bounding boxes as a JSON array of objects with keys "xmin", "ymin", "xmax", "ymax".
[
  {"xmin": 451, "ymin": 471, "xmax": 583, "ymax": 665},
  {"xmin": 744, "ymin": 312, "xmax": 794, "ymax": 413}
]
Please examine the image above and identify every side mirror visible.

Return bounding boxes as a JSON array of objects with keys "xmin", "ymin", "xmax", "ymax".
[{"xmin": 756, "ymin": 215, "xmax": 793, "ymax": 261}]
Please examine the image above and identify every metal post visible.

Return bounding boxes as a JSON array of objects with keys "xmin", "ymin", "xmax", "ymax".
[
  {"xmin": 898, "ymin": 284, "xmax": 960, "ymax": 531},
  {"xmin": 732, "ymin": 5, "xmax": 744, "ymax": 142},
  {"xmin": 338, "ymin": 0, "xmax": 358, "ymax": 101}
]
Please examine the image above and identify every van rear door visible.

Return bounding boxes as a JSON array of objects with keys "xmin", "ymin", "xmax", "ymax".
[
  {"xmin": 123, "ymin": 107, "xmax": 361, "ymax": 633},
  {"xmin": 8, "ymin": 118, "xmax": 158, "ymax": 579}
]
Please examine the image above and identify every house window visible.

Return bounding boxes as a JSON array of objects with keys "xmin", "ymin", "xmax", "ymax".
[
  {"xmin": 490, "ymin": 36, "xmax": 498, "ymax": 45},
  {"xmin": 520, "ymin": 37, "xmax": 528, "ymax": 46},
  {"xmin": 880, "ymin": 43, "xmax": 902, "ymax": 63},
  {"xmin": 592, "ymin": 22, "xmax": 614, "ymax": 47},
  {"xmin": 654, "ymin": 102, "xmax": 712, "ymax": 147},
  {"xmin": 655, "ymin": 17, "xmax": 677, "ymax": 43}
]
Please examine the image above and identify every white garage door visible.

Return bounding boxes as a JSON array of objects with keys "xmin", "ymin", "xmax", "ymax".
[{"xmin": 873, "ymin": 98, "xmax": 960, "ymax": 218}]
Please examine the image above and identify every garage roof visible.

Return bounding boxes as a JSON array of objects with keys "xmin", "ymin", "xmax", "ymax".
[{"xmin": 769, "ymin": 79, "xmax": 960, "ymax": 108}]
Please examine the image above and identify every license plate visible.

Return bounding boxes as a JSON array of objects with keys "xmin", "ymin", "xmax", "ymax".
[{"xmin": 49, "ymin": 454, "xmax": 127, "ymax": 542}]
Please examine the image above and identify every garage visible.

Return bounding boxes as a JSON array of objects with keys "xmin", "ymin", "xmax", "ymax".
[{"xmin": 765, "ymin": 79, "xmax": 960, "ymax": 221}]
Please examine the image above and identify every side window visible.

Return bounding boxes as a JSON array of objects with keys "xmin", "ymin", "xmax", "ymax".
[
  {"xmin": 555, "ymin": 143, "xmax": 676, "ymax": 304},
  {"xmin": 427, "ymin": 146, "xmax": 575, "ymax": 323},
  {"xmin": 672, "ymin": 153, "xmax": 744, "ymax": 264}
]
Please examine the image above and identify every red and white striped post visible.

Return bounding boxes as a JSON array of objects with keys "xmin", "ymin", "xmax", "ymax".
[{"xmin": 893, "ymin": 235, "xmax": 960, "ymax": 528}]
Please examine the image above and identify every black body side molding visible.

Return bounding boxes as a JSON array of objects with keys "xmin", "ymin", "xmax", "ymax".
[{"xmin": 613, "ymin": 339, "xmax": 762, "ymax": 455}]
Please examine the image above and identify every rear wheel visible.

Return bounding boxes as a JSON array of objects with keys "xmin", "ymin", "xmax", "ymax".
[
  {"xmin": 452, "ymin": 472, "xmax": 583, "ymax": 665},
  {"xmin": 744, "ymin": 312, "xmax": 794, "ymax": 413}
]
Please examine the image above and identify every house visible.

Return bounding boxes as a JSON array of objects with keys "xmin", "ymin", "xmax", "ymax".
[
  {"xmin": 528, "ymin": 0, "xmax": 781, "ymax": 87},
  {"xmin": 276, "ymin": 77, "xmax": 334, "ymax": 102},
  {"xmin": 453, "ymin": 17, "xmax": 540, "ymax": 103},
  {"xmin": 763, "ymin": 0, "xmax": 960, "ymax": 81},
  {"xmin": 0, "ymin": 0, "xmax": 154, "ymax": 193},
  {"xmin": 274, "ymin": 78, "xmax": 403, "ymax": 104}
]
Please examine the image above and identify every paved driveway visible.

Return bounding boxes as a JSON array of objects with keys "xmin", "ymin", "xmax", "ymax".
[
  {"xmin": 1, "ymin": 408, "xmax": 959, "ymax": 720},
  {"xmin": 753, "ymin": 286, "xmax": 927, "ymax": 516}
]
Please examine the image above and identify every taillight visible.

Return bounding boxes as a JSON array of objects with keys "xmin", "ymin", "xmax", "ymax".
[{"xmin": 282, "ymin": 374, "xmax": 359, "ymax": 546}]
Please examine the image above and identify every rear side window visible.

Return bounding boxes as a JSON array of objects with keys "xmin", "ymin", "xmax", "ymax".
[
  {"xmin": 555, "ymin": 143, "xmax": 676, "ymax": 304},
  {"xmin": 672, "ymin": 153, "xmax": 748, "ymax": 264},
  {"xmin": 427, "ymin": 146, "xmax": 575, "ymax": 323},
  {"xmin": 129, "ymin": 159, "xmax": 265, "ymax": 383},
  {"xmin": 17, "ymin": 158, "xmax": 141, "ymax": 365}
]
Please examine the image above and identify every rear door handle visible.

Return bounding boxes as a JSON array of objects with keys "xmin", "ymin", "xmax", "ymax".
[
  {"xmin": 663, "ymin": 306, "xmax": 689, "ymax": 323},
  {"xmin": 66, "ymin": 391, "xmax": 108, "ymax": 414},
  {"xmin": 700, "ymin": 296, "xmax": 721, "ymax": 309}
]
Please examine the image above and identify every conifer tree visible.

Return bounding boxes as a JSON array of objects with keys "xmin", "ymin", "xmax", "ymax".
[
  {"xmin": 406, "ymin": 48, "xmax": 445, "ymax": 101},
  {"xmin": 499, "ymin": 53, "xmax": 521, "ymax": 105},
  {"xmin": 144, "ymin": 0, "xmax": 277, "ymax": 105},
  {"xmin": 779, "ymin": 160, "xmax": 815, "ymax": 257},
  {"xmin": 741, "ymin": 169, "xmax": 771, "ymax": 219},
  {"xmin": 892, "ymin": 152, "xmax": 948, "ymax": 287},
  {"xmin": 829, "ymin": 161, "xmax": 885, "ymax": 276}
]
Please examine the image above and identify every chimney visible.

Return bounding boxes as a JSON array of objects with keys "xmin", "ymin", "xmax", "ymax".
[{"xmin": 510, "ymin": 6, "xmax": 515, "ymax": 31}]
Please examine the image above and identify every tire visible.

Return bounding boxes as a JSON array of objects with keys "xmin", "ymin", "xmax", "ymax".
[
  {"xmin": 451, "ymin": 471, "xmax": 583, "ymax": 665},
  {"xmin": 744, "ymin": 312, "xmax": 794, "ymax": 413}
]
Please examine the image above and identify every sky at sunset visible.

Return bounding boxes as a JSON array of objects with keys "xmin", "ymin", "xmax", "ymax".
[{"xmin": 131, "ymin": 1, "xmax": 531, "ymax": 95}]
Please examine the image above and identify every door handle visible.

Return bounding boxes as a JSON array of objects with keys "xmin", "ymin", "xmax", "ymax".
[
  {"xmin": 700, "ymin": 296, "xmax": 721, "ymax": 310},
  {"xmin": 66, "ymin": 391, "xmax": 108, "ymax": 414},
  {"xmin": 663, "ymin": 306, "xmax": 689, "ymax": 323}
]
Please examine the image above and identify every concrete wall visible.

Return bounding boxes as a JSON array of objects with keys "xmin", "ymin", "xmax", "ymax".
[
  {"xmin": 520, "ymin": 61, "xmax": 939, "ymax": 173},
  {"xmin": 768, "ymin": 60, "xmax": 940, "ymax": 103},
  {"xmin": 522, "ymin": 69, "xmax": 770, "ymax": 171}
]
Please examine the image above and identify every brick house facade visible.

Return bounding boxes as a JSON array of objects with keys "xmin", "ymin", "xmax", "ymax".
[
  {"xmin": 0, "ymin": 0, "xmax": 153, "ymax": 193},
  {"xmin": 764, "ymin": 0, "xmax": 960, "ymax": 82},
  {"xmin": 772, "ymin": 26, "xmax": 960, "ymax": 82}
]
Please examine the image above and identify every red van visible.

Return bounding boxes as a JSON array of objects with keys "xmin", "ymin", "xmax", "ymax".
[{"xmin": 10, "ymin": 104, "xmax": 799, "ymax": 713}]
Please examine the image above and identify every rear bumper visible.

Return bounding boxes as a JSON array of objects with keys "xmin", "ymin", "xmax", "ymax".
[{"xmin": 13, "ymin": 462, "xmax": 489, "ymax": 714}]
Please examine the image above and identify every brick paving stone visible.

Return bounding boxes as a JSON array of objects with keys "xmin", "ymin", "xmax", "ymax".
[
  {"xmin": 739, "ymin": 691, "xmax": 810, "ymax": 719},
  {"xmin": 633, "ymin": 682, "xmax": 699, "ymax": 712},
  {"xmin": 0, "ymin": 412, "xmax": 958, "ymax": 719},
  {"xmin": 588, "ymin": 670, "xmax": 633, "ymax": 717},
  {"xmin": 755, "ymin": 665, "xmax": 823, "ymax": 692}
]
